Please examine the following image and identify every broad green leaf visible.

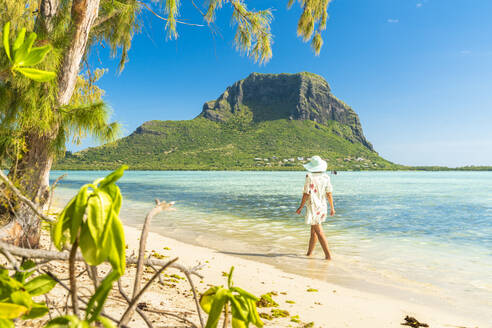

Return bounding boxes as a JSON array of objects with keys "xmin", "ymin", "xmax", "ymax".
[
  {"xmin": 0, "ymin": 303, "xmax": 28, "ymax": 319},
  {"xmin": 100, "ymin": 184, "xmax": 122, "ymax": 215},
  {"xmin": 79, "ymin": 222, "xmax": 100, "ymax": 266},
  {"xmin": 86, "ymin": 191, "xmax": 112, "ymax": 247},
  {"xmin": 0, "ymin": 318, "xmax": 14, "ymax": 328},
  {"xmin": 205, "ymin": 288, "xmax": 230, "ymax": 328},
  {"xmin": 246, "ymin": 298, "xmax": 263, "ymax": 327},
  {"xmin": 231, "ymin": 287, "xmax": 259, "ymax": 301},
  {"xmin": 98, "ymin": 165, "xmax": 128, "ymax": 189},
  {"xmin": 3, "ymin": 22, "xmax": 11, "ymax": 61},
  {"xmin": 12, "ymin": 28, "xmax": 26, "ymax": 51},
  {"xmin": 45, "ymin": 315, "xmax": 87, "ymax": 327},
  {"xmin": 52, "ymin": 196, "xmax": 76, "ymax": 251},
  {"xmin": 85, "ymin": 271, "xmax": 119, "ymax": 322},
  {"xmin": 97, "ymin": 316, "xmax": 115, "ymax": 328},
  {"xmin": 13, "ymin": 260, "xmax": 36, "ymax": 283},
  {"xmin": 9, "ymin": 291, "xmax": 32, "ymax": 309},
  {"xmin": 13, "ymin": 32, "xmax": 36, "ymax": 65},
  {"xmin": 107, "ymin": 216, "xmax": 126, "ymax": 274},
  {"xmin": 22, "ymin": 302, "xmax": 49, "ymax": 319},
  {"xmin": 20, "ymin": 44, "xmax": 51, "ymax": 67},
  {"xmin": 232, "ymin": 317, "xmax": 248, "ymax": 328},
  {"xmin": 230, "ymin": 295, "xmax": 248, "ymax": 322},
  {"xmin": 70, "ymin": 185, "xmax": 90, "ymax": 243},
  {"xmin": 13, "ymin": 67, "xmax": 56, "ymax": 82},
  {"xmin": 24, "ymin": 274, "xmax": 57, "ymax": 296},
  {"xmin": 200, "ymin": 286, "xmax": 220, "ymax": 314}
]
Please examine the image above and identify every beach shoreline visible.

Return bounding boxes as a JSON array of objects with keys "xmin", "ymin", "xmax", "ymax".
[{"xmin": 122, "ymin": 223, "xmax": 484, "ymax": 328}]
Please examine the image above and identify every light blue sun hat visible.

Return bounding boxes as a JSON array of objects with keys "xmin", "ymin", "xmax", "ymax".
[{"xmin": 303, "ymin": 155, "xmax": 327, "ymax": 172}]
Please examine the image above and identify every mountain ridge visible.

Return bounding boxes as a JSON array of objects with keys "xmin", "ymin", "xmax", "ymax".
[{"xmin": 56, "ymin": 72, "xmax": 398, "ymax": 170}]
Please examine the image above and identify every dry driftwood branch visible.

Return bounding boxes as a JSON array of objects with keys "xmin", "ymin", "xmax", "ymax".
[
  {"xmin": 133, "ymin": 199, "xmax": 175, "ymax": 297},
  {"xmin": 142, "ymin": 307, "xmax": 199, "ymax": 328},
  {"xmin": 69, "ymin": 238, "xmax": 80, "ymax": 316},
  {"xmin": 47, "ymin": 174, "xmax": 67, "ymax": 214},
  {"xmin": 182, "ymin": 263, "xmax": 206, "ymax": 328},
  {"xmin": 0, "ymin": 170, "xmax": 55, "ymax": 223},
  {"xmin": 0, "ymin": 241, "xmax": 203, "ymax": 278},
  {"xmin": 123, "ymin": 199, "xmax": 175, "ymax": 326},
  {"xmin": 0, "ymin": 246, "xmax": 20, "ymax": 270},
  {"xmin": 44, "ymin": 270, "xmax": 130, "ymax": 328},
  {"xmin": 117, "ymin": 279, "xmax": 154, "ymax": 328},
  {"xmin": 119, "ymin": 257, "xmax": 178, "ymax": 326}
]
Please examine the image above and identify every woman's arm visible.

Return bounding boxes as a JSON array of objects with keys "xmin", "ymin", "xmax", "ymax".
[
  {"xmin": 296, "ymin": 193, "xmax": 310, "ymax": 215},
  {"xmin": 327, "ymin": 192, "xmax": 335, "ymax": 216}
]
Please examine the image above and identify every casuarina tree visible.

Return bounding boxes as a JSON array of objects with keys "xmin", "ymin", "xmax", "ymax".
[{"xmin": 0, "ymin": 0, "xmax": 332, "ymax": 247}]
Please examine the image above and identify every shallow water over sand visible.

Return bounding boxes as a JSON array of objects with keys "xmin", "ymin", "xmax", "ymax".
[{"xmin": 52, "ymin": 171, "xmax": 492, "ymax": 323}]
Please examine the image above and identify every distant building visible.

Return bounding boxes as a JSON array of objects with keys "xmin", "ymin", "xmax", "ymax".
[
  {"xmin": 254, "ymin": 158, "xmax": 262, "ymax": 161},
  {"xmin": 297, "ymin": 157, "xmax": 304, "ymax": 161}
]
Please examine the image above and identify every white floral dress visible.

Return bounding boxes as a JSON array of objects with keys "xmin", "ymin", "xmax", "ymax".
[{"xmin": 302, "ymin": 172, "xmax": 333, "ymax": 225}]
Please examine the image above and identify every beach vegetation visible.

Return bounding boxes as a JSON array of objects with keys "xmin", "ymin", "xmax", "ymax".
[
  {"xmin": 256, "ymin": 293, "xmax": 279, "ymax": 307},
  {"xmin": 1, "ymin": 167, "xmax": 256, "ymax": 327},
  {"xmin": 200, "ymin": 266, "xmax": 264, "ymax": 328},
  {"xmin": 270, "ymin": 308, "xmax": 290, "ymax": 318}
]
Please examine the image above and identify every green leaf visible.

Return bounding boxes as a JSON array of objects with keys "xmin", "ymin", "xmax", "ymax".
[
  {"xmin": 107, "ymin": 216, "xmax": 126, "ymax": 274},
  {"xmin": 13, "ymin": 31, "xmax": 36, "ymax": 65},
  {"xmin": 231, "ymin": 287, "xmax": 259, "ymax": 301},
  {"xmin": 232, "ymin": 317, "xmax": 248, "ymax": 328},
  {"xmin": 96, "ymin": 316, "xmax": 115, "ymax": 328},
  {"xmin": 13, "ymin": 67, "xmax": 56, "ymax": 82},
  {"xmin": 70, "ymin": 185, "xmax": 90, "ymax": 243},
  {"xmin": 246, "ymin": 298, "xmax": 263, "ymax": 327},
  {"xmin": 229, "ymin": 295, "xmax": 248, "ymax": 322},
  {"xmin": 200, "ymin": 286, "xmax": 220, "ymax": 314},
  {"xmin": 12, "ymin": 28, "xmax": 26, "ymax": 51},
  {"xmin": 98, "ymin": 165, "xmax": 128, "ymax": 189},
  {"xmin": 24, "ymin": 274, "xmax": 57, "ymax": 296},
  {"xmin": 52, "ymin": 197, "xmax": 76, "ymax": 250},
  {"xmin": 0, "ymin": 303, "xmax": 28, "ymax": 319},
  {"xmin": 205, "ymin": 288, "xmax": 229, "ymax": 328},
  {"xmin": 45, "ymin": 315, "xmax": 87, "ymax": 327},
  {"xmin": 0, "ymin": 318, "xmax": 14, "ymax": 328},
  {"xmin": 3, "ymin": 22, "xmax": 11, "ymax": 61},
  {"xmin": 22, "ymin": 302, "xmax": 49, "ymax": 319},
  {"xmin": 13, "ymin": 260, "xmax": 36, "ymax": 283},
  {"xmin": 79, "ymin": 222, "xmax": 100, "ymax": 266},
  {"xmin": 20, "ymin": 44, "xmax": 51, "ymax": 67},
  {"xmin": 85, "ymin": 271, "xmax": 119, "ymax": 322},
  {"xmin": 9, "ymin": 291, "xmax": 32, "ymax": 309},
  {"xmin": 227, "ymin": 266, "xmax": 234, "ymax": 289},
  {"xmin": 86, "ymin": 191, "xmax": 111, "ymax": 247}
]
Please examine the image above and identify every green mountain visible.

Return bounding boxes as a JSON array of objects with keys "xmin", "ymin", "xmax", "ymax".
[{"xmin": 56, "ymin": 72, "xmax": 399, "ymax": 170}]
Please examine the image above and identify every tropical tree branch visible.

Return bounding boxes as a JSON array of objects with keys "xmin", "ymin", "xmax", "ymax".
[{"xmin": 0, "ymin": 170, "xmax": 55, "ymax": 223}]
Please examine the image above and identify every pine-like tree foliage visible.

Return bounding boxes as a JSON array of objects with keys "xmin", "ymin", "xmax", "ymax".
[{"xmin": 0, "ymin": 0, "xmax": 331, "ymax": 165}]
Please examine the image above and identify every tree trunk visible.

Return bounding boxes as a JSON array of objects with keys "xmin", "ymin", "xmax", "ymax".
[
  {"xmin": 0, "ymin": 0, "xmax": 101, "ymax": 248},
  {"xmin": 0, "ymin": 133, "xmax": 53, "ymax": 248}
]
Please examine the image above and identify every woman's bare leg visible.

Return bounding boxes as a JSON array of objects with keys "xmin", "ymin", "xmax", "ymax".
[
  {"xmin": 306, "ymin": 225, "xmax": 318, "ymax": 256},
  {"xmin": 313, "ymin": 224, "xmax": 331, "ymax": 260}
]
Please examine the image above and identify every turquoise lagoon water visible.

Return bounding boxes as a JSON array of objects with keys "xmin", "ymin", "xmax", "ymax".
[{"xmin": 51, "ymin": 171, "xmax": 492, "ymax": 324}]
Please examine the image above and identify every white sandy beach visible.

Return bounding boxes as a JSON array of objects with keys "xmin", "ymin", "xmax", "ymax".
[{"xmin": 118, "ymin": 224, "xmax": 482, "ymax": 328}]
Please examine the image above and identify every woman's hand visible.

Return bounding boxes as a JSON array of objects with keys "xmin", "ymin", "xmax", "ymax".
[
  {"xmin": 330, "ymin": 208, "xmax": 336, "ymax": 216},
  {"xmin": 296, "ymin": 207, "xmax": 303, "ymax": 215}
]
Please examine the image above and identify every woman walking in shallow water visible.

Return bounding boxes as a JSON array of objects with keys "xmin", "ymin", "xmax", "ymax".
[{"xmin": 296, "ymin": 156, "xmax": 335, "ymax": 260}]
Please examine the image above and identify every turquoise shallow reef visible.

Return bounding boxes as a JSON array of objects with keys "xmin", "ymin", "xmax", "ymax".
[{"xmin": 52, "ymin": 170, "xmax": 492, "ymax": 323}]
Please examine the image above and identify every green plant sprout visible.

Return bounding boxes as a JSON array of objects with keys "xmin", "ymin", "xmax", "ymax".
[
  {"xmin": 50, "ymin": 165, "xmax": 128, "ymax": 325},
  {"xmin": 2, "ymin": 22, "xmax": 56, "ymax": 82},
  {"xmin": 200, "ymin": 266, "xmax": 263, "ymax": 328},
  {"xmin": 0, "ymin": 261, "xmax": 56, "ymax": 327}
]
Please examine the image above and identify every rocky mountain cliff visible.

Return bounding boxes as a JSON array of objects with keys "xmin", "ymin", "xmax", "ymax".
[{"xmin": 199, "ymin": 72, "xmax": 373, "ymax": 150}]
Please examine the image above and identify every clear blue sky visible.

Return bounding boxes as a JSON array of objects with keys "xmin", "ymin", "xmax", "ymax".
[{"xmin": 75, "ymin": 0, "xmax": 492, "ymax": 167}]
